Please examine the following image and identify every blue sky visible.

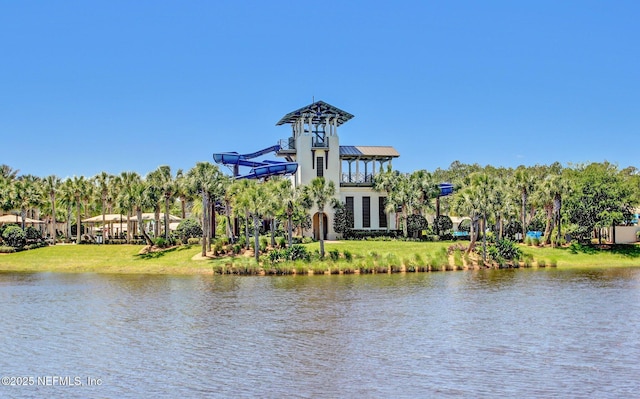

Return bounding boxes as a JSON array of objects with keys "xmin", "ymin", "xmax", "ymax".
[{"xmin": 1, "ymin": 0, "xmax": 638, "ymax": 179}]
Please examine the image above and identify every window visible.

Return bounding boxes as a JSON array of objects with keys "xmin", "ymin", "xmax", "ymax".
[
  {"xmin": 316, "ymin": 156, "xmax": 324, "ymax": 177},
  {"xmin": 362, "ymin": 196, "xmax": 370, "ymax": 228},
  {"xmin": 346, "ymin": 197, "xmax": 354, "ymax": 228},
  {"xmin": 379, "ymin": 197, "xmax": 387, "ymax": 228}
]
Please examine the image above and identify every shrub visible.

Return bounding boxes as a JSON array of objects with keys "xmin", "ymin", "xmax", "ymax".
[
  {"xmin": 187, "ymin": 237, "xmax": 201, "ymax": 245},
  {"xmin": 268, "ymin": 249, "xmax": 285, "ymax": 264},
  {"xmin": 175, "ymin": 218, "xmax": 203, "ymax": 244},
  {"xmin": 259, "ymin": 237, "xmax": 268, "ymax": 252},
  {"xmin": 494, "ymin": 238, "xmax": 521, "ymax": 260},
  {"xmin": 2, "ymin": 226, "xmax": 26, "ymax": 248},
  {"xmin": 154, "ymin": 237, "xmax": 167, "ymax": 248},
  {"xmin": 0, "ymin": 246, "xmax": 16, "ymax": 253},
  {"xmin": 213, "ymin": 241, "xmax": 224, "ymax": 255},
  {"xmin": 285, "ymin": 245, "xmax": 311, "ymax": 262},
  {"xmin": 277, "ymin": 236, "xmax": 287, "ymax": 248},
  {"xmin": 343, "ymin": 250, "xmax": 353, "ymax": 262},
  {"xmin": 329, "ymin": 249, "xmax": 340, "ymax": 261},
  {"xmin": 332, "ymin": 201, "xmax": 354, "ymax": 235},
  {"xmin": 301, "ymin": 236, "xmax": 314, "ymax": 244},
  {"xmin": 25, "ymin": 226, "xmax": 42, "ymax": 240},
  {"xmin": 24, "ymin": 242, "xmax": 47, "ymax": 250},
  {"xmin": 434, "ymin": 215, "xmax": 453, "ymax": 235},
  {"xmin": 406, "ymin": 214, "xmax": 428, "ymax": 238}
]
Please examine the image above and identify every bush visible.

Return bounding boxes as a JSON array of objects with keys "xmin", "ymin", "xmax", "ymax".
[
  {"xmin": 406, "ymin": 214, "xmax": 428, "ymax": 238},
  {"xmin": 277, "ymin": 236, "xmax": 287, "ymax": 248},
  {"xmin": 343, "ymin": 250, "xmax": 353, "ymax": 262},
  {"xmin": 0, "ymin": 246, "xmax": 16, "ymax": 253},
  {"xmin": 187, "ymin": 237, "xmax": 201, "ymax": 245},
  {"xmin": 285, "ymin": 245, "xmax": 311, "ymax": 262},
  {"xmin": 268, "ymin": 249, "xmax": 285, "ymax": 264},
  {"xmin": 2, "ymin": 226, "xmax": 26, "ymax": 248},
  {"xmin": 154, "ymin": 237, "xmax": 167, "ymax": 248},
  {"xmin": 175, "ymin": 218, "xmax": 203, "ymax": 244},
  {"xmin": 25, "ymin": 226, "xmax": 42, "ymax": 240},
  {"xmin": 494, "ymin": 238, "xmax": 521, "ymax": 260},
  {"xmin": 329, "ymin": 249, "xmax": 340, "ymax": 261},
  {"xmin": 434, "ymin": 215, "xmax": 453, "ymax": 235}
]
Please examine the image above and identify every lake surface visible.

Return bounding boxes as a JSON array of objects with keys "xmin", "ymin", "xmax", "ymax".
[{"xmin": 1, "ymin": 268, "xmax": 639, "ymax": 398}]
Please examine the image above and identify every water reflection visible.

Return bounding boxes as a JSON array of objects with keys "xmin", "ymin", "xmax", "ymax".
[{"xmin": 0, "ymin": 268, "xmax": 639, "ymax": 398}]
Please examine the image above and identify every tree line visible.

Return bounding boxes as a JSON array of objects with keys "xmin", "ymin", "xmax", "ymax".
[
  {"xmin": 1, "ymin": 161, "xmax": 639, "ymax": 260},
  {"xmin": 374, "ymin": 161, "xmax": 639, "ymax": 259}
]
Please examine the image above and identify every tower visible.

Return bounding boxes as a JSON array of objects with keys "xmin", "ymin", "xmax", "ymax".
[{"xmin": 276, "ymin": 101, "xmax": 399, "ymax": 240}]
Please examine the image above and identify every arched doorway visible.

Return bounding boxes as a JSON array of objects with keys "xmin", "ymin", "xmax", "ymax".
[{"xmin": 313, "ymin": 212, "xmax": 328, "ymax": 241}]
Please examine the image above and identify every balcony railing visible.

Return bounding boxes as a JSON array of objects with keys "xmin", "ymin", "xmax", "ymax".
[
  {"xmin": 341, "ymin": 173, "xmax": 374, "ymax": 184},
  {"xmin": 278, "ymin": 137, "xmax": 296, "ymax": 151}
]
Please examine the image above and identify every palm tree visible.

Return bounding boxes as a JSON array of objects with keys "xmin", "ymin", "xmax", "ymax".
[
  {"xmin": 263, "ymin": 178, "xmax": 287, "ymax": 247},
  {"xmin": 187, "ymin": 162, "xmax": 225, "ymax": 256},
  {"xmin": 410, "ymin": 169, "xmax": 439, "ymax": 215},
  {"xmin": 130, "ymin": 177, "xmax": 154, "ymax": 246},
  {"xmin": 155, "ymin": 165, "xmax": 175, "ymax": 240},
  {"xmin": 471, "ymin": 173, "xmax": 494, "ymax": 262},
  {"xmin": 11, "ymin": 176, "xmax": 42, "ymax": 230},
  {"xmin": 71, "ymin": 176, "xmax": 88, "ymax": 243},
  {"xmin": 0, "ymin": 164, "xmax": 19, "ymax": 181},
  {"xmin": 145, "ymin": 169, "xmax": 163, "ymax": 238},
  {"xmin": 272, "ymin": 179, "xmax": 303, "ymax": 247},
  {"xmin": 117, "ymin": 172, "xmax": 140, "ymax": 242},
  {"xmin": 1, "ymin": 176, "xmax": 14, "ymax": 214},
  {"xmin": 243, "ymin": 180, "xmax": 271, "ymax": 263},
  {"xmin": 303, "ymin": 177, "xmax": 336, "ymax": 258},
  {"xmin": 536, "ymin": 172, "xmax": 570, "ymax": 246},
  {"xmin": 228, "ymin": 179, "xmax": 254, "ymax": 250},
  {"xmin": 513, "ymin": 167, "xmax": 536, "ymax": 241},
  {"xmin": 374, "ymin": 167, "xmax": 411, "ymax": 237},
  {"xmin": 453, "ymin": 187, "xmax": 481, "ymax": 256},
  {"xmin": 94, "ymin": 172, "xmax": 111, "ymax": 242},
  {"xmin": 174, "ymin": 169, "xmax": 191, "ymax": 220},
  {"xmin": 42, "ymin": 175, "xmax": 61, "ymax": 243},
  {"xmin": 58, "ymin": 178, "xmax": 75, "ymax": 240}
]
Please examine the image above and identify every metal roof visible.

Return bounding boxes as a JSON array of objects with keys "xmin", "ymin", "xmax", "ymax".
[
  {"xmin": 276, "ymin": 101, "xmax": 354, "ymax": 126},
  {"xmin": 340, "ymin": 146, "xmax": 400, "ymax": 158}
]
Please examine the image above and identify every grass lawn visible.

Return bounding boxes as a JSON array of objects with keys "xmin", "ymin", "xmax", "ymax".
[
  {"xmin": 1, "ymin": 241, "xmax": 639, "ymax": 275},
  {"xmin": 519, "ymin": 243, "xmax": 640, "ymax": 268},
  {"xmin": 0, "ymin": 244, "xmax": 213, "ymax": 274}
]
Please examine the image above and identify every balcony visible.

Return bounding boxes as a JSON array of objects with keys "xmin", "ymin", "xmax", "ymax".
[{"xmin": 340, "ymin": 172, "xmax": 374, "ymax": 187}]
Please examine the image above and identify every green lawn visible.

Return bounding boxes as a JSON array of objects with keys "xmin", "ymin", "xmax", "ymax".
[
  {"xmin": 519, "ymin": 243, "xmax": 640, "ymax": 268},
  {"xmin": 1, "ymin": 241, "xmax": 639, "ymax": 275},
  {"xmin": 0, "ymin": 244, "xmax": 213, "ymax": 274}
]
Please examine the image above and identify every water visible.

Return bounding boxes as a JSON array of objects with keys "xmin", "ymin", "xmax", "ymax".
[{"xmin": 1, "ymin": 268, "xmax": 639, "ymax": 398}]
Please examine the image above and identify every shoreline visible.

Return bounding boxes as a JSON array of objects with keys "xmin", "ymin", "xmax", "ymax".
[{"xmin": 1, "ymin": 241, "xmax": 639, "ymax": 275}]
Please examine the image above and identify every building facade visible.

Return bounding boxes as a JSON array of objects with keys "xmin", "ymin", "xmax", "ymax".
[{"xmin": 276, "ymin": 101, "xmax": 399, "ymax": 240}]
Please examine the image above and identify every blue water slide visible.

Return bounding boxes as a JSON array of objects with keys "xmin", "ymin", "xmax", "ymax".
[
  {"xmin": 439, "ymin": 182, "xmax": 454, "ymax": 196},
  {"xmin": 213, "ymin": 144, "xmax": 297, "ymax": 179}
]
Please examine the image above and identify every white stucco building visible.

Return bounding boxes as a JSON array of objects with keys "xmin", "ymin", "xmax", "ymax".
[{"xmin": 275, "ymin": 101, "xmax": 399, "ymax": 240}]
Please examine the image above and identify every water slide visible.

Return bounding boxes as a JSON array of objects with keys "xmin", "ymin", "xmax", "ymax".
[
  {"xmin": 438, "ymin": 183, "xmax": 454, "ymax": 196},
  {"xmin": 213, "ymin": 144, "xmax": 298, "ymax": 179}
]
